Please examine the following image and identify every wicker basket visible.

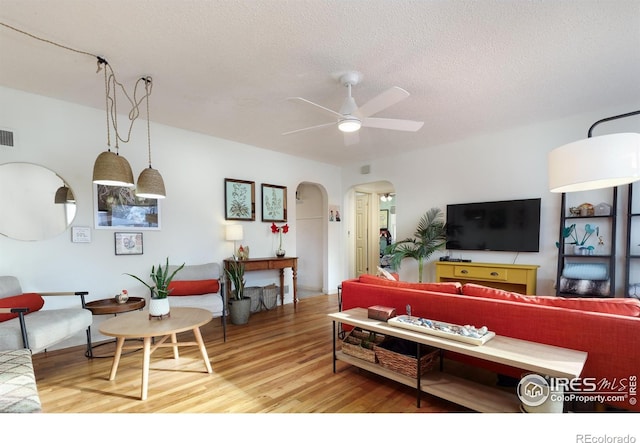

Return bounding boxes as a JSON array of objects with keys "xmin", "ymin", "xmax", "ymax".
[
  {"xmin": 374, "ymin": 337, "xmax": 439, "ymax": 378},
  {"xmin": 341, "ymin": 328, "xmax": 385, "ymax": 363},
  {"xmin": 262, "ymin": 284, "xmax": 279, "ymax": 310},
  {"xmin": 244, "ymin": 286, "xmax": 263, "ymax": 313}
]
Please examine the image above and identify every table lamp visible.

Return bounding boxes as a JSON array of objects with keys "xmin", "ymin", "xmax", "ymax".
[{"xmin": 225, "ymin": 224, "xmax": 243, "ymax": 257}]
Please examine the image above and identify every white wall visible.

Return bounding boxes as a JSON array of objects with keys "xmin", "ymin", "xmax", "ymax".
[
  {"xmin": 341, "ymin": 104, "xmax": 640, "ymax": 296},
  {"xmin": 0, "ymin": 86, "xmax": 343, "ymax": 349},
  {"xmin": 2, "ymin": 85, "xmax": 638, "ymax": 351}
]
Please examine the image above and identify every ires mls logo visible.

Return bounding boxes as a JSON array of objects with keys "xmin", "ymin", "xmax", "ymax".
[{"xmin": 518, "ymin": 373, "xmax": 637, "ymax": 408}]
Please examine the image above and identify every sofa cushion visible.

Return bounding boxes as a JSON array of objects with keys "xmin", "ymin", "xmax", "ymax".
[
  {"xmin": 0, "ymin": 293, "xmax": 45, "ymax": 322},
  {"xmin": 461, "ymin": 283, "xmax": 640, "ymax": 317},
  {"xmin": 358, "ymin": 274, "xmax": 462, "ymax": 294},
  {"xmin": 167, "ymin": 279, "xmax": 219, "ymax": 296}
]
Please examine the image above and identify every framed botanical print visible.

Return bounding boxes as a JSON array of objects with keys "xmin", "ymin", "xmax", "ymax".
[
  {"xmin": 225, "ymin": 178, "xmax": 255, "ymax": 220},
  {"xmin": 261, "ymin": 183, "xmax": 287, "ymax": 222}
]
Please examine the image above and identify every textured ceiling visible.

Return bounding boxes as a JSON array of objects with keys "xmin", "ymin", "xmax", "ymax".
[{"xmin": 1, "ymin": 0, "xmax": 639, "ymax": 166}]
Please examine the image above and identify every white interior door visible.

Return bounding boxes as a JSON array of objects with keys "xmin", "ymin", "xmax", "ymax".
[{"xmin": 355, "ymin": 193, "xmax": 369, "ymax": 276}]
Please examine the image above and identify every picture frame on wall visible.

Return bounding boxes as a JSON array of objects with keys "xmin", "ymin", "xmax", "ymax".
[
  {"xmin": 261, "ymin": 183, "xmax": 287, "ymax": 222},
  {"xmin": 379, "ymin": 209, "xmax": 389, "ymax": 229},
  {"xmin": 94, "ymin": 185, "xmax": 160, "ymax": 230},
  {"xmin": 114, "ymin": 232, "xmax": 143, "ymax": 255},
  {"xmin": 224, "ymin": 178, "xmax": 256, "ymax": 221}
]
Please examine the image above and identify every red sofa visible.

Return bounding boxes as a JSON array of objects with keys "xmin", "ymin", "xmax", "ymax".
[{"xmin": 341, "ymin": 274, "xmax": 640, "ymax": 411}]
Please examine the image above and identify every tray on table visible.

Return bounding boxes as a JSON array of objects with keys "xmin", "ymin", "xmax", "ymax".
[{"xmin": 388, "ymin": 315, "xmax": 495, "ymax": 346}]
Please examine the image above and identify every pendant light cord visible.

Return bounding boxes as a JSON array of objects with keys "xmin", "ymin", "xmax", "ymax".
[
  {"xmin": 2, "ymin": 21, "xmax": 152, "ymax": 151},
  {"xmin": 144, "ymin": 77, "xmax": 153, "ymax": 168}
]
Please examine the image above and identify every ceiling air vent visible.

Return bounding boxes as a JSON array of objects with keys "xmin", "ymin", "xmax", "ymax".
[{"xmin": 0, "ymin": 129, "xmax": 15, "ymax": 148}]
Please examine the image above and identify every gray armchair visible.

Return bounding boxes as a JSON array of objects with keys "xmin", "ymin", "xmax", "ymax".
[{"xmin": 0, "ymin": 276, "xmax": 92, "ymax": 354}]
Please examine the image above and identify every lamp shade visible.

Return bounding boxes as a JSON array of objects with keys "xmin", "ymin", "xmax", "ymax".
[
  {"xmin": 225, "ymin": 224, "xmax": 243, "ymax": 241},
  {"xmin": 93, "ymin": 150, "xmax": 135, "ymax": 187},
  {"xmin": 54, "ymin": 186, "xmax": 69, "ymax": 204},
  {"xmin": 136, "ymin": 167, "xmax": 166, "ymax": 199},
  {"xmin": 549, "ymin": 132, "xmax": 640, "ymax": 193}
]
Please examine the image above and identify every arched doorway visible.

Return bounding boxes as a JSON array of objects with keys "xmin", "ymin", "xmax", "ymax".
[
  {"xmin": 349, "ymin": 181, "xmax": 396, "ymax": 278},
  {"xmin": 295, "ymin": 182, "xmax": 327, "ymax": 297}
]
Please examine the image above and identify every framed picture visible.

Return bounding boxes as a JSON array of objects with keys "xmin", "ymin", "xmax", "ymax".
[
  {"xmin": 71, "ymin": 226, "xmax": 91, "ymax": 243},
  {"xmin": 114, "ymin": 232, "xmax": 143, "ymax": 255},
  {"xmin": 379, "ymin": 209, "xmax": 389, "ymax": 229},
  {"xmin": 262, "ymin": 183, "xmax": 287, "ymax": 222},
  {"xmin": 225, "ymin": 178, "xmax": 255, "ymax": 220},
  {"xmin": 94, "ymin": 185, "xmax": 160, "ymax": 230}
]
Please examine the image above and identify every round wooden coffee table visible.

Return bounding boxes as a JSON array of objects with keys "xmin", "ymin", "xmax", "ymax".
[
  {"xmin": 99, "ymin": 307, "xmax": 213, "ymax": 400},
  {"xmin": 84, "ymin": 297, "xmax": 146, "ymax": 358}
]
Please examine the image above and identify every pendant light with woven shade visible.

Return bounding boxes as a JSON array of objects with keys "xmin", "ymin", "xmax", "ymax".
[
  {"xmin": 135, "ymin": 77, "xmax": 166, "ymax": 199},
  {"xmin": 54, "ymin": 183, "xmax": 75, "ymax": 204},
  {"xmin": 92, "ymin": 57, "xmax": 135, "ymax": 187}
]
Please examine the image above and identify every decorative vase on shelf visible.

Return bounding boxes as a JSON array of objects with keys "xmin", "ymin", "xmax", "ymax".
[{"xmin": 275, "ymin": 230, "xmax": 286, "ymax": 257}]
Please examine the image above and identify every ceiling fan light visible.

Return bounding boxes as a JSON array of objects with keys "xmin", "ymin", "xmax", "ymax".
[
  {"xmin": 136, "ymin": 167, "xmax": 166, "ymax": 199},
  {"xmin": 338, "ymin": 118, "xmax": 361, "ymax": 133},
  {"xmin": 93, "ymin": 150, "xmax": 135, "ymax": 187}
]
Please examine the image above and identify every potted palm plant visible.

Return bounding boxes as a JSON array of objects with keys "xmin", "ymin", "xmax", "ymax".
[
  {"xmin": 125, "ymin": 257, "xmax": 184, "ymax": 319},
  {"xmin": 384, "ymin": 207, "xmax": 447, "ymax": 282},
  {"xmin": 225, "ymin": 257, "xmax": 251, "ymax": 324}
]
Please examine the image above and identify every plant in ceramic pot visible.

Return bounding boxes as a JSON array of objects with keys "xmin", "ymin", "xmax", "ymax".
[
  {"xmin": 384, "ymin": 207, "xmax": 447, "ymax": 282},
  {"xmin": 225, "ymin": 257, "xmax": 251, "ymax": 324},
  {"xmin": 125, "ymin": 257, "xmax": 185, "ymax": 319}
]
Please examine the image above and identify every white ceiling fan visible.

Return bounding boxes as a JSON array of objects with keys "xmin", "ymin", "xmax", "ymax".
[{"xmin": 282, "ymin": 71, "xmax": 424, "ymax": 146}]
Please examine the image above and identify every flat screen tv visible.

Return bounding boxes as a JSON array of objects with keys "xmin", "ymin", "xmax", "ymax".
[{"xmin": 445, "ymin": 198, "xmax": 541, "ymax": 252}]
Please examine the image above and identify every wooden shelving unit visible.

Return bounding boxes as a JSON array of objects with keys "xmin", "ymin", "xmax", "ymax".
[
  {"xmin": 625, "ymin": 182, "xmax": 640, "ymax": 298},
  {"xmin": 329, "ymin": 308, "xmax": 587, "ymax": 413},
  {"xmin": 555, "ymin": 188, "xmax": 617, "ymax": 298}
]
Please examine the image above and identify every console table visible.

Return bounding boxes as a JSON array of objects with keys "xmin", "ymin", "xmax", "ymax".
[
  {"xmin": 329, "ymin": 308, "xmax": 587, "ymax": 412},
  {"xmin": 224, "ymin": 256, "xmax": 298, "ymax": 306},
  {"xmin": 435, "ymin": 261, "xmax": 539, "ymax": 295}
]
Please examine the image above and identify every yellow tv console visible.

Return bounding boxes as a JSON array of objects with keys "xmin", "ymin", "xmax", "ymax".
[{"xmin": 435, "ymin": 261, "xmax": 539, "ymax": 295}]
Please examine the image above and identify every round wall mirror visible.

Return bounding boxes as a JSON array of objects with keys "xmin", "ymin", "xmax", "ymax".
[{"xmin": 0, "ymin": 162, "xmax": 77, "ymax": 241}]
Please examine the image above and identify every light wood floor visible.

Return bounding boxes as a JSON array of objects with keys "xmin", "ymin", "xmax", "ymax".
[{"xmin": 31, "ymin": 293, "xmax": 471, "ymax": 413}]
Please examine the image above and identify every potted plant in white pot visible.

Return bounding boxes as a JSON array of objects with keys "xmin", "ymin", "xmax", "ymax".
[
  {"xmin": 225, "ymin": 257, "xmax": 251, "ymax": 325},
  {"xmin": 125, "ymin": 257, "xmax": 185, "ymax": 319}
]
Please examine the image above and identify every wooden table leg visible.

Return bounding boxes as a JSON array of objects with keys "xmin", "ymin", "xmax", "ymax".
[
  {"xmin": 193, "ymin": 327, "xmax": 213, "ymax": 374},
  {"xmin": 171, "ymin": 333, "xmax": 179, "ymax": 359},
  {"xmin": 279, "ymin": 269, "xmax": 285, "ymax": 306},
  {"xmin": 141, "ymin": 336, "xmax": 151, "ymax": 401},
  {"xmin": 108, "ymin": 336, "xmax": 125, "ymax": 380},
  {"xmin": 292, "ymin": 264, "xmax": 298, "ymax": 304}
]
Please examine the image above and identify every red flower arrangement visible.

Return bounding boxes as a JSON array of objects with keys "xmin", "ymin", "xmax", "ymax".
[
  {"xmin": 270, "ymin": 223, "xmax": 289, "ymax": 234},
  {"xmin": 271, "ymin": 223, "xmax": 289, "ymax": 256}
]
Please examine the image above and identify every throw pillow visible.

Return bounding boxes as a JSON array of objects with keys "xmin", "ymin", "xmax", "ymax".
[
  {"xmin": 376, "ymin": 266, "xmax": 397, "ymax": 281},
  {"xmin": 0, "ymin": 293, "xmax": 45, "ymax": 322},
  {"xmin": 167, "ymin": 279, "xmax": 220, "ymax": 296}
]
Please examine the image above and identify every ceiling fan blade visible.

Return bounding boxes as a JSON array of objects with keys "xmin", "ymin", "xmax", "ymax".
[
  {"xmin": 343, "ymin": 131, "xmax": 359, "ymax": 146},
  {"xmin": 362, "ymin": 117, "xmax": 424, "ymax": 132},
  {"xmin": 356, "ymin": 86, "xmax": 410, "ymax": 118},
  {"xmin": 287, "ymin": 97, "xmax": 344, "ymax": 119},
  {"xmin": 282, "ymin": 121, "xmax": 336, "ymax": 136}
]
